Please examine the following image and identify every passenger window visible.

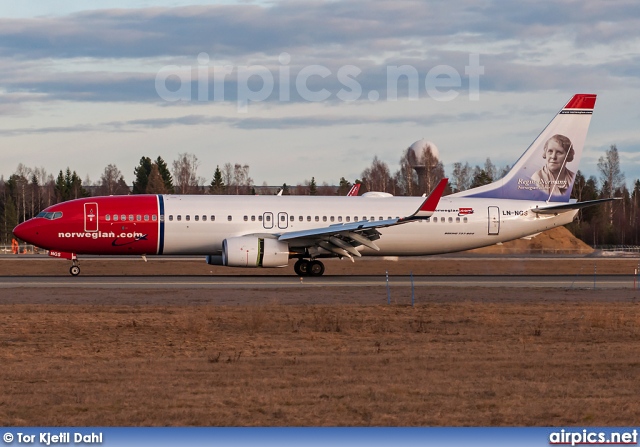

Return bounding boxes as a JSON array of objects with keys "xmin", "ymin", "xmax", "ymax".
[
  {"xmin": 463, "ymin": 217, "xmax": 468, "ymax": 223},
  {"xmin": 152, "ymin": 215, "xmax": 157, "ymax": 221},
  {"xmin": 258, "ymin": 216, "xmax": 262, "ymax": 222},
  {"xmin": 106, "ymin": 214, "xmax": 111, "ymax": 221},
  {"xmin": 129, "ymin": 215, "xmax": 134, "ymax": 221},
  {"xmin": 244, "ymin": 216, "xmax": 248, "ymax": 221},
  {"xmin": 370, "ymin": 217, "xmax": 375, "ymax": 221},
  {"xmin": 187, "ymin": 215, "xmax": 191, "ymax": 221},
  {"xmin": 266, "ymin": 215, "xmax": 271, "ymax": 222},
  {"xmin": 456, "ymin": 217, "xmax": 460, "ymax": 223},
  {"xmin": 330, "ymin": 216, "xmax": 335, "ymax": 222},
  {"xmin": 315, "ymin": 216, "xmax": 319, "ymax": 222},
  {"xmin": 354, "ymin": 216, "xmax": 358, "ymax": 221},
  {"xmin": 137, "ymin": 215, "xmax": 141, "ymax": 221},
  {"xmin": 345, "ymin": 216, "xmax": 350, "ymax": 222},
  {"xmin": 251, "ymin": 216, "xmax": 255, "ymax": 221},
  {"xmin": 121, "ymin": 215, "xmax": 126, "ymax": 221},
  {"xmin": 202, "ymin": 215, "xmax": 207, "ymax": 221},
  {"xmin": 441, "ymin": 217, "xmax": 445, "ymax": 222},
  {"xmin": 380, "ymin": 216, "xmax": 384, "ymax": 221},
  {"xmin": 307, "ymin": 216, "xmax": 311, "ymax": 222},
  {"xmin": 169, "ymin": 215, "xmax": 173, "ymax": 221},
  {"xmin": 281, "ymin": 215, "xmax": 286, "ymax": 221},
  {"xmin": 448, "ymin": 217, "xmax": 453, "ymax": 223},
  {"xmin": 299, "ymin": 216, "xmax": 303, "ymax": 222},
  {"xmin": 338, "ymin": 216, "xmax": 342, "ymax": 222},
  {"xmin": 144, "ymin": 215, "xmax": 149, "ymax": 221},
  {"xmin": 211, "ymin": 215, "xmax": 215, "ymax": 221},
  {"xmin": 228, "ymin": 215, "xmax": 232, "ymax": 221},
  {"xmin": 177, "ymin": 215, "xmax": 181, "ymax": 221},
  {"xmin": 114, "ymin": 215, "xmax": 119, "ymax": 221},
  {"xmin": 322, "ymin": 216, "xmax": 327, "ymax": 222},
  {"xmin": 290, "ymin": 215, "xmax": 294, "ymax": 221},
  {"xmin": 195, "ymin": 215, "xmax": 199, "ymax": 221}
]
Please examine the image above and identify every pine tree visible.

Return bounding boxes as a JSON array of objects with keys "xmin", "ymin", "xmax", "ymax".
[
  {"xmin": 146, "ymin": 164, "xmax": 167, "ymax": 194},
  {"xmin": 156, "ymin": 156, "xmax": 174, "ymax": 193},
  {"xmin": 337, "ymin": 177, "xmax": 352, "ymax": 196},
  {"xmin": 55, "ymin": 170, "xmax": 68, "ymax": 202},
  {"xmin": 309, "ymin": 177, "xmax": 317, "ymax": 196},
  {"xmin": 209, "ymin": 165, "xmax": 225, "ymax": 194},
  {"xmin": 132, "ymin": 157, "xmax": 152, "ymax": 194}
]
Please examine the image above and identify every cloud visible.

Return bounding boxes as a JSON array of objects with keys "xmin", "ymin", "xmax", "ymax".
[
  {"xmin": 0, "ymin": 110, "xmax": 499, "ymax": 135},
  {"xmin": 1, "ymin": 1, "xmax": 639, "ymax": 60}
]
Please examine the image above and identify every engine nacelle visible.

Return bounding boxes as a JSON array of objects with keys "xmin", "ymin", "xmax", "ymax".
[{"xmin": 214, "ymin": 236, "xmax": 289, "ymax": 268}]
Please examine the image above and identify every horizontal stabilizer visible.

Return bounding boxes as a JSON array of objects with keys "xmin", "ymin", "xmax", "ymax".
[{"xmin": 531, "ymin": 198, "xmax": 619, "ymax": 215}]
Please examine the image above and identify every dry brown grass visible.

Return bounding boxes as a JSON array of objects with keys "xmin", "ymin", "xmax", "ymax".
[{"xmin": 1, "ymin": 295, "xmax": 640, "ymax": 426}]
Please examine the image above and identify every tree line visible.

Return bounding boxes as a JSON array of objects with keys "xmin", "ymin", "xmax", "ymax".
[{"xmin": 0, "ymin": 145, "xmax": 635, "ymax": 247}]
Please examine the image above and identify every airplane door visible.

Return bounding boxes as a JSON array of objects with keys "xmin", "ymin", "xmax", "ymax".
[
  {"xmin": 84, "ymin": 202, "xmax": 99, "ymax": 232},
  {"xmin": 277, "ymin": 212, "xmax": 288, "ymax": 229},
  {"xmin": 263, "ymin": 212, "xmax": 274, "ymax": 229},
  {"xmin": 488, "ymin": 206, "xmax": 500, "ymax": 235}
]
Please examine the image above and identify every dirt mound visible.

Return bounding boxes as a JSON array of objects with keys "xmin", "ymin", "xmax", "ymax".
[{"xmin": 467, "ymin": 226, "xmax": 593, "ymax": 254}]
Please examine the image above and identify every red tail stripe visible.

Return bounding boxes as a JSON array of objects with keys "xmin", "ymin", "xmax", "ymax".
[{"xmin": 564, "ymin": 94, "xmax": 596, "ymax": 110}]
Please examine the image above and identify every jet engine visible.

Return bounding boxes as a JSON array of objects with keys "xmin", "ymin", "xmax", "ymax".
[{"xmin": 206, "ymin": 236, "xmax": 289, "ymax": 268}]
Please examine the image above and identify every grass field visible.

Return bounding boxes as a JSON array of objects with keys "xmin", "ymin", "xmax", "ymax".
[{"xmin": 1, "ymin": 282, "xmax": 639, "ymax": 426}]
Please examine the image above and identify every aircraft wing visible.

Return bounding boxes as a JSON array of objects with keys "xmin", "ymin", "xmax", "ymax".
[
  {"xmin": 531, "ymin": 197, "xmax": 620, "ymax": 215},
  {"xmin": 276, "ymin": 179, "xmax": 448, "ymax": 259}
]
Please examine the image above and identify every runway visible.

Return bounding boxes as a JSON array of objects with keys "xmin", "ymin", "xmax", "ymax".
[{"xmin": 0, "ymin": 274, "xmax": 636, "ymax": 289}]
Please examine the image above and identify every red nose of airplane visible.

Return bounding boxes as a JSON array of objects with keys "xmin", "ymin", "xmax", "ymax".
[{"xmin": 13, "ymin": 220, "xmax": 38, "ymax": 245}]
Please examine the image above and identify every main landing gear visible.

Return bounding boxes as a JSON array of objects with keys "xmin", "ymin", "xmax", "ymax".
[{"xmin": 294, "ymin": 259, "xmax": 325, "ymax": 277}]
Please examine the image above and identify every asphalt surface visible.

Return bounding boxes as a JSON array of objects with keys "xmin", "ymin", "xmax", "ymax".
[{"xmin": 0, "ymin": 274, "xmax": 635, "ymax": 289}]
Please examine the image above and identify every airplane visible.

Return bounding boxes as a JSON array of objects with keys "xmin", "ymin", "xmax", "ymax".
[
  {"xmin": 13, "ymin": 94, "xmax": 613, "ymax": 277},
  {"xmin": 347, "ymin": 183, "xmax": 361, "ymax": 196}
]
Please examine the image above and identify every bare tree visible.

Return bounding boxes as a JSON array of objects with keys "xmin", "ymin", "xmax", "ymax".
[
  {"xmin": 222, "ymin": 163, "xmax": 233, "ymax": 194},
  {"xmin": 451, "ymin": 162, "xmax": 472, "ymax": 192},
  {"xmin": 395, "ymin": 149, "xmax": 419, "ymax": 196},
  {"xmin": 232, "ymin": 163, "xmax": 253, "ymax": 194},
  {"xmin": 172, "ymin": 153, "xmax": 201, "ymax": 194},
  {"xmin": 97, "ymin": 164, "xmax": 129, "ymax": 196},
  {"xmin": 361, "ymin": 156, "xmax": 392, "ymax": 193},
  {"xmin": 598, "ymin": 144, "xmax": 625, "ymax": 225}
]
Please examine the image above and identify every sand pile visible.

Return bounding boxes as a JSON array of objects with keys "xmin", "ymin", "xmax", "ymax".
[{"xmin": 467, "ymin": 226, "xmax": 593, "ymax": 254}]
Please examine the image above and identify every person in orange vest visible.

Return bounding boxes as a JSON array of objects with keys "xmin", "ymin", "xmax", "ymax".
[{"xmin": 11, "ymin": 238, "xmax": 19, "ymax": 255}]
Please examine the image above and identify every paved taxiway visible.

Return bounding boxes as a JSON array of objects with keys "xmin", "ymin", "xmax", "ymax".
[{"xmin": 0, "ymin": 274, "xmax": 635, "ymax": 289}]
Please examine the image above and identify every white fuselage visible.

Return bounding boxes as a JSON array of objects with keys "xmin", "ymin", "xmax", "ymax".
[{"xmin": 160, "ymin": 195, "xmax": 576, "ymax": 256}]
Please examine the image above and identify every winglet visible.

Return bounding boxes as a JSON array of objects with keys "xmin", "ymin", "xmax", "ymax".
[
  {"xmin": 401, "ymin": 178, "xmax": 448, "ymax": 221},
  {"xmin": 347, "ymin": 183, "xmax": 361, "ymax": 196}
]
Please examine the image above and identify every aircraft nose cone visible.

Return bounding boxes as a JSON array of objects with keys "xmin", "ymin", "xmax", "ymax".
[{"xmin": 13, "ymin": 221, "xmax": 34, "ymax": 244}]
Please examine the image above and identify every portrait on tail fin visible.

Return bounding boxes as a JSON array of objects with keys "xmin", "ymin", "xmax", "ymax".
[{"xmin": 531, "ymin": 134, "xmax": 575, "ymax": 197}]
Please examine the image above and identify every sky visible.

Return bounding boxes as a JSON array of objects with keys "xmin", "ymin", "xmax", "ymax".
[{"xmin": 1, "ymin": 0, "xmax": 639, "ymax": 188}]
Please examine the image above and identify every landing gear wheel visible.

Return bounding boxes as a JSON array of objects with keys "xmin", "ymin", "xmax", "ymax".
[
  {"xmin": 294, "ymin": 259, "xmax": 310, "ymax": 276},
  {"xmin": 69, "ymin": 265, "xmax": 80, "ymax": 276},
  {"xmin": 308, "ymin": 260, "xmax": 325, "ymax": 277}
]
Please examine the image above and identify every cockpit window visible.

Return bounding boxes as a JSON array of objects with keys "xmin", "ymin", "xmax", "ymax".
[{"xmin": 37, "ymin": 211, "xmax": 61, "ymax": 220}]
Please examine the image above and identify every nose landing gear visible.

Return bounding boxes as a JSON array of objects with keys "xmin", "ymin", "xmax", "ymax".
[
  {"xmin": 69, "ymin": 257, "xmax": 80, "ymax": 276},
  {"xmin": 294, "ymin": 259, "xmax": 325, "ymax": 277}
]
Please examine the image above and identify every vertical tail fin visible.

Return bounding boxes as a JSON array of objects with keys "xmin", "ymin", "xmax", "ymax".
[{"xmin": 453, "ymin": 94, "xmax": 596, "ymax": 202}]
